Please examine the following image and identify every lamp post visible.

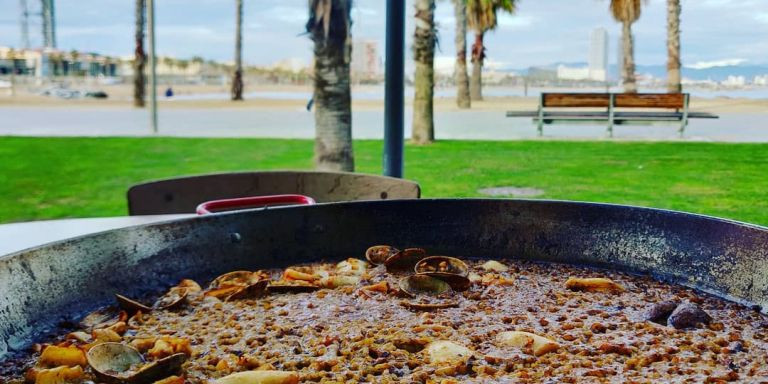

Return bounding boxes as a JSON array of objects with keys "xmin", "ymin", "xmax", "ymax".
[
  {"xmin": 383, "ymin": 0, "xmax": 405, "ymax": 178},
  {"xmin": 147, "ymin": 0, "xmax": 158, "ymax": 134}
]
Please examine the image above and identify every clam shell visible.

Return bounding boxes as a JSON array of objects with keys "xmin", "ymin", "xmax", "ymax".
[
  {"xmin": 115, "ymin": 294, "xmax": 152, "ymax": 315},
  {"xmin": 86, "ymin": 342, "xmax": 186, "ymax": 384},
  {"xmin": 385, "ymin": 248, "xmax": 427, "ymax": 271},
  {"xmin": 365, "ymin": 245, "xmax": 400, "ymax": 265},
  {"xmin": 399, "ymin": 275, "xmax": 452, "ymax": 297}
]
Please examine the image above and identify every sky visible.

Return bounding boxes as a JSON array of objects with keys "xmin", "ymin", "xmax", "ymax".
[{"xmin": 1, "ymin": 0, "xmax": 767, "ymax": 71}]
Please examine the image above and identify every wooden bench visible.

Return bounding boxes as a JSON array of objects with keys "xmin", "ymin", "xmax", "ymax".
[{"xmin": 506, "ymin": 93, "xmax": 718, "ymax": 137}]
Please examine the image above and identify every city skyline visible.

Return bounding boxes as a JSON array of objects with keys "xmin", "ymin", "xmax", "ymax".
[{"xmin": 0, "ymin": 0, "xmax": 766, "ymax": 70}]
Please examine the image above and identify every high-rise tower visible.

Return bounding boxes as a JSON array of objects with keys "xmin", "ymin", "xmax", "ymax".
[{"xmin": 589, "ymin": 28, "xmax": 608, "ymax": 82}]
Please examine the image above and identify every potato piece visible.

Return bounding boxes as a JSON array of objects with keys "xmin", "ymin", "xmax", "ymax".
[
  {"xmin": 130, "ymin": 337, "xmax": 157, "ymax": 353},
  {"xmin": 65, "ymin": 332, "xmax": 91, "ymax": 344},
  {"xmin": 148, "ymin": 339, "xmax": 174, "ymax": 359},
  {"xmin": 38, "ymin": 345, "xmax": 87, "ymax": 367},
  {"xmin": 565, "ymin": 277, "xmax": 625, "ymax": 293},
  {"xmin": 424, "ymin": 340, "xmax": 474, "ymax": 365},
  {"xmin": 497, "ymin": 331, "xmax": 560, "ymax": 356},
  {"xmin": 34, "ymin": 365, "xmax": 84, "ymax": 384},
  {"xmin": 336, "ymin": 258, "xmax": 367, "ymax": 276},
  {"xmin": 319, "ymin": 275, "xmax": 361, "ymax": 288},
  {"xmin": 92, "ymin": 328, "xmax": 121, "ymax": 342},
  {"xmin": 216, "ymin": 370, "xmax": 299, "ymax": 384},
  {"xmin": 481, "ymin": 260, "xmax": 509, "ymax": 272},
  {"xmin": 283, "ymin": 268, "xmax": 317, "ymax": 282},
  {"xmin": 361, "ymin": 281, "xmax": 389, "ymax": 293}
]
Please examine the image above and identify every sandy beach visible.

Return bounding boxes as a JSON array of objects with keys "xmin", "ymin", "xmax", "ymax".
[
  {"xmin": 2, "ymin": 83, "xmax": 768, "ymax": 112},
  {"xmin": 1, "ymin": 83, "xmax": 766, "ymax": 142}
]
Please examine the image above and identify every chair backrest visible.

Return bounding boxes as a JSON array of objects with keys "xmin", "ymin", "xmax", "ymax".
[
  {"xmin": 127, "ymin": 171, "xmax": 421, "ymax": 215},
  {"xmin": 542, "ymin": 93, "xmax": 686, "ymax": 109}
]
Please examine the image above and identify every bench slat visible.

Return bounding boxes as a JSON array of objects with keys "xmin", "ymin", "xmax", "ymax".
[{"xmin": 542, "ymin": 93, "xmax": 686, "ymax": 109}]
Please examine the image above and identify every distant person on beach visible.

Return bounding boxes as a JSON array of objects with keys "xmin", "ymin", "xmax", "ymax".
[
  {"xmin": 306, "ymin": 97, "xmax": 314, "ymax": 111},
  {"xmin": 165, "ymin": 87, "xmax": 174, "ymax": 98}
]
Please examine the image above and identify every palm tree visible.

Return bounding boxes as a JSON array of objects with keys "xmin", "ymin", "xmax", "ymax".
[
  {"xmin": 231, "ymin": 0, "xmax": 244, "ymax": 101},
  {"xmin": 467, "ymin": 0, "xmax": 516, "ymax": 101},
  {"xmin": 412, "ymin": 0, "xmax": 437, "ymax": 144},
  {"xmin": 307, "ymin": 0, "xmax": 354, "ymax": 171},
  {"xmin": 667, "ymin": 0, "xmax": 681, "ymax": 93},
  {"xmin": 610, "ymin": 0, "xmax": 645, "ymax": 93},
  {"xmin": 134, "ymin": 0, "xmax": 146, "ymax": 107},
  {"xmin": 453, "ymin": 0, "xmax": 470, "ymax": 109}
]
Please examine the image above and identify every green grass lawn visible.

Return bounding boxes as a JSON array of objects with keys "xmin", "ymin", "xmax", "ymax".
[{"xmin": 1, "ymin": 136, "xmax": 767, "ymax": 226}]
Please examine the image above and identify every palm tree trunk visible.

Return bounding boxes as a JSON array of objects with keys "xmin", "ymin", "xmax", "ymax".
[
  {"xmin": 454, "ymin": 0, "xmax": 470, "ymax": 109},
  {"xmin": 133, "ymin": 0, "xmax": 146, "ymax": 108},
  {"xmin": 412, "ymin": 0, "xmax": 436, "ymax": 144},
  {"xmin": 231, "ymin": 0, "xmax": 244, "ymax": 101},
  {"xmin": 470, "ymin": 32, "xmax": 484, "ymax": 101},
  {"xmin": 310, "ymin": 0, "xmax": 354, "ymax": 171},
  {"xmin": 621, "ymin": 21, "xmax": 637, "ymax": 93},
  {"xmin": 667, "ymin": 0, "xmax": 681, "ymax": 93}
]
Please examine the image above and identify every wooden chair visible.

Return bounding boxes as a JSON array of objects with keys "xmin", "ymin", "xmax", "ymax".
[{"xmin": 127, "ymin": 171, "xmax": 421, "ymax": 215}]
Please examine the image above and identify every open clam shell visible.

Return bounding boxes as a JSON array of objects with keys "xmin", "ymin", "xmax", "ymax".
[
  {"xmin": 414, "ymin": 256, "xmax": 472, "ymax": 292},
  {"xmin": 115, "ymin": 294, "xmax": 152, "ymax": 315},
  {"xmin": 226, "ymin": 280, "xmax": 269, "ymax": 301},
  {"xmin": 153, "ymin": 287, "xmax": 189, "ymax": 310},
  {"xmin": 399, "ymin": 275, "xmax": 452, "ymax": 297},
  {"xmin": 365, "ymin": 245, "xmax": 400, "ymax": 266},
  {"xmin": 209, "ymin": 271, "xmax": 257, "ymax": 289},
  {"xmin": 385, "ymin": 248, "xmax": 427, "ymax": 272},
  {"xmin": 415, "ymin": 256, "xmax": 469, "ymax": 276},
  {"xmin": 86, "ymin": 342, "xmax": 186, "ymax": 384},
  {"xmin": 79, "ymin": 306, "xmax": 124, "ymax": 330}
]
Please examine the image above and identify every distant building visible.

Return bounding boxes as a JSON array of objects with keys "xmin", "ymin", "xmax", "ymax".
[
  {"xmin": 351, "ymin": 40, "xmax": 380, "ymax": 80},
  {"xmin": 557, "ymin": 65, "xmax": 590, "ymax": 81},
  {"xmin": 754, "ymin": 75, "xmax": 768, "ymax": 86},
  {"xmin": 270, "ymin": 58, "xmax": 308, "ymax": 73},
  {"xmin": 589, "ymin": 28, "xmax": 608, "ymax": 82},
  {"xmin": 722, "ymin": 75, "xmax": 746, "ymax": 87},
  {"xmin": 0, "ymin": 47, "xmax": 117, "ymax": 77}
]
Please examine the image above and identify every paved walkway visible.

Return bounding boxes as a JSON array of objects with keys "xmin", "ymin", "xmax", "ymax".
[{"xmin": 2, "ymin": 106, "xmax": 767, "ymax": 142}]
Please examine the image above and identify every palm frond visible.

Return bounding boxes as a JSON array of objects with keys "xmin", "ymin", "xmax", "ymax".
[{"xmin": 609, "ymin": 0, "xmax": 646, "ymax": 24}]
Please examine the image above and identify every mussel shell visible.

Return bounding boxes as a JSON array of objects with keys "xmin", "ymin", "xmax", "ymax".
[
  {"xmin": 400, "ymin": 300, "xmax": 460, "ymax": 311},
  {"xmin": 209, "ymin": 270, "xmax": 256, "ymax": 289},
  {"xmin": 385, "ymin": 248, "xmax": 427, "ymax": 271},
  {"xmin": 414, "ymin": 256, "xmax": 469, "ymax": 277},
  {"xmin": 115, "ymin": 294, "xmax": 152, "ymax": 314},
  {"xmin": 365, "ymin": 245, "xmax": 400, "ymax": 265},
  {"xmin": 399, "ymin": 275, "xmax": 452, "ymax": 297},
  {"xmin": 422, "ymin": 272, "xmax": 472, "ymax": 292}
]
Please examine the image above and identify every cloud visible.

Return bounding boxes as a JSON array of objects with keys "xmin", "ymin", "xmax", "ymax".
[
  {"xmin": 756, "ymin": 13, "xmax": 768, "ymax": 24},
  {"xmin": 264, "ymin": 5, "xmax": 307, "ymax": 24},
  {"xmin": 497, "ymin": 14, "xmax": 536, "ymax": 30},
  {"xmin": 686, "ymin": 58, "xmax": 747, "ymax": 69}
]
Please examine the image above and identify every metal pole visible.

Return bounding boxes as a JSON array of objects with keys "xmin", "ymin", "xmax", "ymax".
[
  {"xmin": 383, "ymin": 0, "xmax": 405, "ymax": 178},
  {"xmin": 147, "ymin": 0, "xmax": 158, "ymax": 134}
]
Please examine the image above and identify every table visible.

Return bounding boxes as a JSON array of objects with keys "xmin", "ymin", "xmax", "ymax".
[{"xmin": 0, "ymin": 215, "xmax": 192, "ymax": 256}]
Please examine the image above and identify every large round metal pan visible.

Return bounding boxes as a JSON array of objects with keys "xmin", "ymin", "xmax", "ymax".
[{"xmin": 1, "ymin": 199, "xmax": 767, "ymax": 359}]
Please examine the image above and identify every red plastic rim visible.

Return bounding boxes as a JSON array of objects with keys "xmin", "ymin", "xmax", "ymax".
[{"xmin": 196, "ymin": 194, "xmax": 316, "ymax": 215}]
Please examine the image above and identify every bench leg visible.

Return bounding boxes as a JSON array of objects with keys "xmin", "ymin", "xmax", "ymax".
[
  {"xmin": 607, "ymin": 94, "xmax": 615, "ymax": 138},
  {"xmin": 537, "ymin": 94, "xmax": 544, "ymax": 137}
]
